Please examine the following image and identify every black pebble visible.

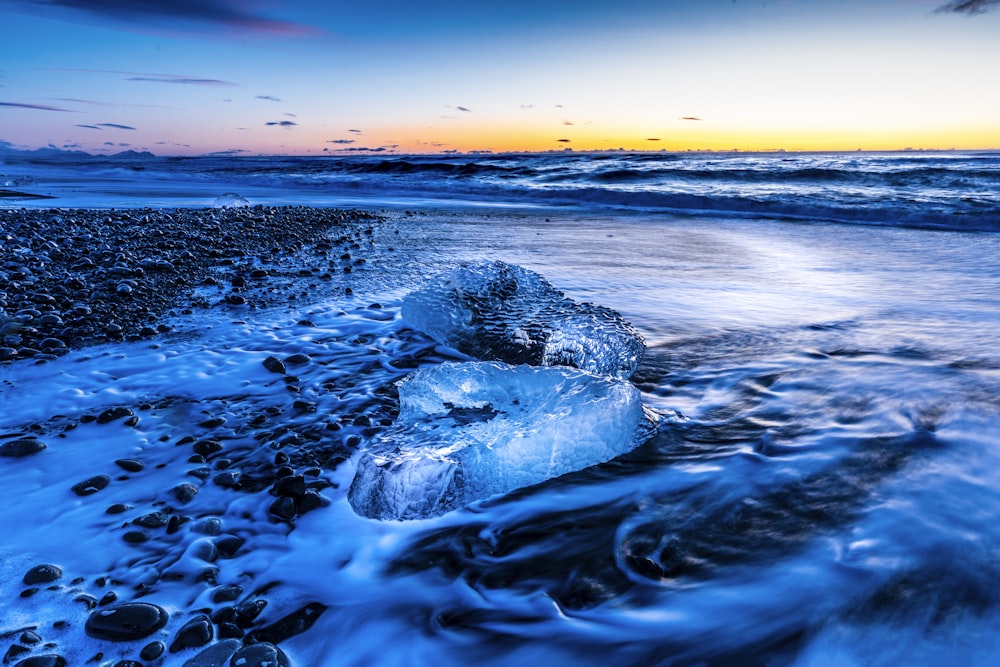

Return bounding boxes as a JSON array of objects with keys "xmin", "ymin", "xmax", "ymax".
[
  {"xmin": 169, "ymin": 614, "xmax": 213, "ymax": 652},
  {"xmin": 262, "ymin": 356, "xmax": 286, "ymax": 374},
  {"xmin": 211, "ymin": 583, "xmax": 243, "ymax": 603},
  {"xmin": 85, "ymin": 602, "xmax": 168, "ymax": 641},
  {"xmin": 71, "ymin": 475, "xmax": 110, "ymax": 496},
  {"xmin": 247, "ymin": 602, "xmax": 327, "ymax": 645},
  {"xmin": 229, "ymin": 643, "xmax": 291, "ymax": 667},
  {"xmin": 12, "ymin": 655, "xmax": 67, "ymax": 667},
  {"xmin": 0, "ymin": 437, "xmax": 46, "ymax": 458},
  {"xmin": 268, "ymin": 497, "xmax": 296, "ymax": 521},
  {"xmin": 114, "ymin": 458, "xmax": 144, "ymax": 473},
  {"xmin": 96, "ymin": 407, "xmax": 135, "ymax": 425},
  {"xmin": 139, "ymin": 641, "xmax": 165, "ymax": 661},
  {"xmin": 171, "ymin": 483, "xmax": 198, "ymax": 503},
  {"xmin": 23, "ymin": 564, "xmax": 62, "ymax": 585}
]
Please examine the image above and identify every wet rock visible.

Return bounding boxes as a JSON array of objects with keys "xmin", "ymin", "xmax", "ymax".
[
  {"xmin": 140, "ymin": 641, "xmax": 166, "ymax": 661},
  {"xmin": 71, "ymin": 475, "xmax": 110, "ymax": 496},
  {"xmin": 172, "ymin": 483, "xmax": 199, "ymax": 504},
  {"xmin": 169, "ymin": 614, "xmax": 214, "ymax": 653},
  {"xmin": 96, "ymin": 407, "xmax": 135, "ymax": 424},
  {"xmin": 114, "ymin": 458, "xmax": 144, "ymax": 472},
  {"xmin": 214, "ymin": 535, "xmax": 245, "ymax": 559},
  {"xmin": 85, "ymin": 602, "xmax": 168, "ymax": 641},
  {"xmin": 133, "ymin": 511, "xmax": 169, "ymax": 529},
  {"xmin": 4, "ymin": 646, "xmax": 29, "ymax": 663},
  {"xmin": 211, "ymin": 584, "xmax": 243, "ymax": 603},
  {"xmin": 229, "ymin": 643, "xmax": 290, "ymax": 667},
  {"xmin": 23, "ymin": 564, "xmax": 62, "ymax": 585},
  {"xmin": 268, "ymin": 497, "xmax": 296, "ymax": 521},
  {"xmin": 182, "ymin": 638, "xmax": 242, "ymax": 667},
  {"xmin": 13, "ymin": 656, "xmax": 67, "ymax": 667},
  {"xmin": 262, "ymin": 356, "xmax": 286, "ymax": 374},
  {"xmin": 247, "ymin": 602, "xmax": 327, "ymax": 644},
  {"xmin": 0, "ymin": 437, "xmax": 46, "ymax": 457}
]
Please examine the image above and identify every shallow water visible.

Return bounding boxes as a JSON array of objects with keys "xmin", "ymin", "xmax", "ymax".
[{"xmin": 3, "ymin": 209, "xmax": 1000, "ymax": 666}]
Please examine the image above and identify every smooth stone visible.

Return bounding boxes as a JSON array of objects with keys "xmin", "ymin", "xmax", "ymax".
[
  {"xmin": 71, "ymin": 475, "xmax": 110, "ymax": 496},
  {"xmin": 181, "ymin": 639, "xmax": 242, "ymax": 667},
  {"xmin": 85, "ymin": 602, "xmax": 168, "ymax": 641},
  {"xmin": 23, "ymin": 564, "xmax": 62, "ymax": 585},
  {"xmin": 96, "ymin": 407, "xmax": 134, "ymax": 424},
  {"xmin": 13, "ymin": 656, "xmax": 67, "ymax": 667},
  {"xmin": 262, "ymin": 356, "xmax": 286, "ymax": 374},
  {"xmin": 139, "ymin": 641, "xmax": 166, "ymax": 661},
  {"xmin": 169, "ymin": 614, "xmax": 213, "ymax": 652},
  {"xmin": 114, "ymin": 458, "xmax": 144, "ymax": 473},
  {"xmin": 0, "ymin": 438, "xmax": 46, "ymax": 458},
  {"xmin": 229, "ymin": 643, "xmax": 290, "ymax": 667}
]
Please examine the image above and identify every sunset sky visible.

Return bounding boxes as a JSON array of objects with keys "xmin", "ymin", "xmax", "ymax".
[{"xmin": 1, "ymin": 0, "xmax": 998, "ymax": 155}]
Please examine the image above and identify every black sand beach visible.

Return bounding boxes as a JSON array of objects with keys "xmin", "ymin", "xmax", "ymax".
[{"xmin": 0, "ymin": 207, "xmax": 384, "ymax": 362}]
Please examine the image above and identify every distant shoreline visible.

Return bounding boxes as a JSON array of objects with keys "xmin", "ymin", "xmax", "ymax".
[{"xmin": 0, "ymin": 189, "xmax": 53, "ymax": 200}]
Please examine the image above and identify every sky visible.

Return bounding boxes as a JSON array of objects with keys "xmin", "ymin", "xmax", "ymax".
[{"xmin": 0, "ymin": 0, "xmax": 998, "ymax": 155}]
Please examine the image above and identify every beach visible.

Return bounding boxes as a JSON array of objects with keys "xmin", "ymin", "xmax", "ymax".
[{"xmin": 2, "ymin": 154, "xmax": 1000, "ymax": 666}]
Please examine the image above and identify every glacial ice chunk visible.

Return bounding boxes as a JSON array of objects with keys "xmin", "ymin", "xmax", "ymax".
[
  {"xmin": 401, "ymin": 260, "xmax": 644, "ymax": 379},
  {"xmin": 348, "ymin": 361, "xmax": 652, "ymax": 520},
  {"xmin": 213, "ymin": 192, "xmax": 249, "ymax": 208}
]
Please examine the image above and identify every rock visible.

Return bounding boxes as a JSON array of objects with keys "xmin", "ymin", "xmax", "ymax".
[
  {"xmin": 140, "ymin": 641, "xmax": 166, "ymax": 661},
  {"xmin": 211, "ymin": 584, "xmax": 243, "ymax": 603},
  {"xmin": 247, "ymin": 602, "xmax": 327, "ymax": 644},
  {"xmin": 229, "ymin": 643, "xmax": 290, "ymax": 667},
  {"xmin": 0, "ymin": 437, "xmax": 46, "ymax": 457},
  {"xmin": 85, "ymin": 602, "xmax": 168, "ymax": 641},
  {"xmin": 114, "ymin": 458, "xmax": 144, "ymax": 472},
  {"xmin": 169, "ymin": 614, "xmax": 214, "ymax": 652},
  {"xmin": 182, "ymin": 639, "xmax": 242, "ymax": 667},
  {"xmin": 13, "ymin": 656, "xmax": 67, "ymax": 667},
  {"xmin": 262, "ymin": 356, "xmax": 286, "ymax": 374},
  {"xmin": 71, "ymin": 475, "xmax": 110, "ymax": 496},
  {"xmin": 268, "ymin": 497, "xmax": 296, "ymax": 521},
  {"xmin": 23, "ymin": 563, "xmax": 62, "ymax": 585},
  {"xmin": 172, "ymin": 483, "xmax": 199, "ymax": 503},
  {"xmin": 96, "ymin": 407, "xmax": 135, "ymax": 424}
]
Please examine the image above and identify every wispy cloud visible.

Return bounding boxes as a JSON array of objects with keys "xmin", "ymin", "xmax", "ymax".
[
  {"xmin": 936, "ymin": 0, "xmax": 1000, "ymax": 14},
  {"xmin": 680, "ymin": 116, "xmax": 702, "ymax": 121},
  {"xmin": 0, "ymin": 100, "xmax": 73, "ymax": 111},
  {"xmin": 265, "ymin": 120, "xmax": 297, "ymax": 127},
  {"xmin": 455, "ymin": 106, "xmax": 472, "ymax": 112},
  {"xmin": 101, "ymin": 122, "xmax": 136, "ymax": 130},
  {"xmin": 76, "ymin": 124, "xmax": 102, "ymax": 129},
  {"xmin": 19, "ymin": 0, "xmax": 318, "ymax": 36},
  {"xmin": 348, "ymin": 129, "xmax": 363, "ymax": 134},
  {"xmin": 128, "ymin": 76, "xmax": 234, "ymax": 86},
  {"xmin": 256, "ymin": 95, "xmax": 281, "ymax": 102},
  {"xmin": 556, "ymin": 139, "xmax": 571, "ymax": 143},
  {"xmin": 327, "ymin": 139, "xmax": 355, "ymax": 144}
]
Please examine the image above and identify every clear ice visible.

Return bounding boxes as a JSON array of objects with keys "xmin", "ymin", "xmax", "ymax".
[
  {"xmin": 348, "ymin": 361, "xmax": 652, "ymax": 520},
  {"xmin": 213, "ymin": 192, "xmax": 250, "ymax": 208},
  {"xmin": 401, "ymin": 260, "xmax": 644, "ymax": 379}
]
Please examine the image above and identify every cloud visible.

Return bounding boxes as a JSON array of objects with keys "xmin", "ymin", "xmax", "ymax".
[
  {"xmin": 265, "ymin": 120, "xmax": 297, "ymax": 127},
  {"xmin": 327, "ymin": 139, "xmax": 355, "ymax": 144},
  {"xmin": 19, "ymin": 0, "xmax": 318, "ymax": 35},
  {"xmin": 562, "ymin": 121, "xmax": 574, "ymax": 126},
  {"xmin": 0, "ymin": 101, "xmax": 72, "ymax": 111},
  {"xmin": 330, "ymin": 145, "xmax": 396, "ymax": 153},
  {"xmin": 680, "ymin": 116, "xmax": 702, "ymax": 121},
  {"xmin": 128, "ymin": 76, "xmax": 234, "ymax": 85},
  {"xmin": 76, "ymin": 124, "xmax": 102, "ymax": 129},
  {"xmin": 348, "ymin": 129, "xmax": 363, "ymax": 134},
  {"xmin": 556, "ymin": 139, "xmax": 571, "ymax": 143},
  {"xmin": 98, "ymin": 122, "xmax": 136, "ymax": 130},
  {"xmin": 256, "ymin": 95, "xmax": 281, "ymax": 102},
  {"xmin": 455, "ymin": 106, "xmax": 472, "ymax": 112},
  {"xmin": 206, "ymin": 148, "xmax": 250, "ymax": 156},
  {"xmin": 936, "ymin": 0, "xmax": 1000, "ymax": 14},
  {"xmin": 647, "ymin": 138, "xmax": 661, "ymax": 141}
]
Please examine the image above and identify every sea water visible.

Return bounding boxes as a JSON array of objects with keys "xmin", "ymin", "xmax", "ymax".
[{"xmin": 2, "ymin": 152, "xmax": 1000, "ymax": 665}]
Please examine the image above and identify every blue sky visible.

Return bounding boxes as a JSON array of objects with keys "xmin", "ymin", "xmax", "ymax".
[{"xmin": 1, "ymin": 0, "xmax": 998, "ymax": 155}]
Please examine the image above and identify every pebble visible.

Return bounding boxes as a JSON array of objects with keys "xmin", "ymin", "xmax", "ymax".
[
  {"xmin": 96, "ymin": 407, "xmax": 135, "ymax": 425},
  {"xmin": 169, "ymin": 614, "xmax": 214, "ymax": 652},
  {"xmin": 262, "ymin": 356, "xmax": 286, "ymax": 374},
  {"xmin": 229, "ymin": 643, "xmax": 291, "ymax": 667},
  {"xmin": 181, "ymin": 638, "xmax": 242, "ymax": 667},
  {"xmin": 0, "ymin": 437, "xmax": 46, "ymax": 457},
  {"xmin": 114, "ymin": 458, "xmax": 144, "ymax": 472},
  {"xmin": 71, "ymin": 475, "xmax": 110, "ymax": 496},
  {"xmin": 12, "ymin": 656, "xmax": 67, "ymax": 667},
  {"xmin": 23, "ymin": 564, "xmax": 62, "ymax": 585},
  {"xmin": 84, "ymin": 602, "xmax": 168, "ymax": 641}
]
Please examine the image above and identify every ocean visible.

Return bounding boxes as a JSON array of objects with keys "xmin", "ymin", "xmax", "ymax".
[{"xmin": 2, "ymin": 150, "xmax": 1000, "ymax": 666}]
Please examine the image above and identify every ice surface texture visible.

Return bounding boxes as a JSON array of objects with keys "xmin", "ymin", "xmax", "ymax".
[
  {"xmin": 348, "ymin": 361, "xmax": 650, "ymax": 520},
  {"xmin": 401, "ymin": 260, "xmax": 644, "ymax": 379}
]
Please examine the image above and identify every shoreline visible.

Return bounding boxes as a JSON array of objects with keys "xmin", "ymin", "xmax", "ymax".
[{"xmin": 0, "ymin": 206, "xmax": 383, "ymax": 363}]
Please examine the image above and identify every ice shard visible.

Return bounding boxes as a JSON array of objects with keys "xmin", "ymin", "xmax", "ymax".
[
  {"xmin": 401, "ymin": 260, "xmax": 644, "ymax": 379},
  {"xmin": 348, "ymin": 361, "xmax": 652, "ymax": 520}
]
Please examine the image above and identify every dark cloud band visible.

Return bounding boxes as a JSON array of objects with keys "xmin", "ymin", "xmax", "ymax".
[{"xmin": 936, "ymin": 0, "xmax": 1000, "ymax": 13}]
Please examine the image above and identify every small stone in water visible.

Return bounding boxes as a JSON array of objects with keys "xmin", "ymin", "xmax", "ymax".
[
  {"xmin": 0, "ymin": 437, "xmax": 46, "ymax": 458},
  {"xmin": 262, "ymin": 356, "xmax": 286, "ymax": 374},
  {"xmin": 71, "ymin": 475, "xmax": 110, "ymax": 496},
  {"xmin": 84, "ymin": 602, "xmax": 168, "ymax": 641},
  {"xmin": 96, "ymin": 407, "xmax": 134, "ymax": 425},
  {"xmin": 169, "ymin": 614, "xmax": 213, "ymax": 652},
  {"xmin": 114, "ymin": 458, "xmax": 144, "ymax": 472},
  {"xmin": 228, "ymin": 642, "xmax": 291, "ymax": 667},
  {"xmin": 12, "ymin": 655, "xmax": 67, "ymax": 667},
  {"xmin": 23, "ymin": 564, "xmax": 62, "ymax": 585},
  {"xmin": 172, "ymin": 483, "xmax": 199, "ymax": 503},
  {"xmin": 139, "ymin": 641, "xmax": 165, "ymax": 661}
]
